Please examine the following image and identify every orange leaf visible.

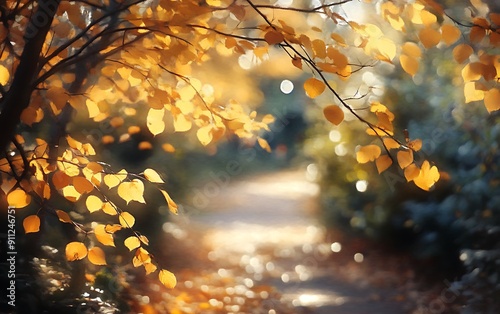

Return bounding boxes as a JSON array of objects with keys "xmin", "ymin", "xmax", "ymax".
[
  {"xmin": 264, "ymin": 30, "xmax": 285, "ymax": 45},
  {"xmin": 375, "ymin": 155, "xmax": 393, "ymax": 174},
  {"xmin": 470, "ymin": 26, "xmax": 486, "ymax": 43},
  {"xmin": 159, "ymin": 269, "xmax": 177, "ymax": 289},
  {"xmin": 404, "ymin": 163, "xmax": 420, "ymax": 182},
  {"xmin": 408, "ymin": 139, "xmax": 423, "ymax": 151},
  {"xmin": 304, "ymin": 78, "xmax": 326, "ymax": 98},
  {"xmin": 413, "ymin": 161, "xmax": 440, "ymax": 191},
  {"xmin": 441, "ymin": 24, "xmax": 461, "ymax": 45},
  {"xmin": 484, "ymin": 88, "xmax": 500, "ymax": 113},
  {"xmin": 119, "ymin": 212, "xmax": 136, "ymax": 228},
  {"xmin": 400, "ymin": 55, "xmax": 419, "ymax": 76},
  {"xmin": 124, "ymin": 236, "xmax": 141, "ymax": 251},
  {"xmin": 397, "ymin": 150, "xmax": 414, "ymax": 169},
  {"xmin": 323, "ymin": 105, "xmax": 344, "ymax": 125},
  {"xmin": 7, "ymin": 189, "xmax": 31, "ymax": 208},
  {"xmin": 257, "ymin": 138, "xmax": 271, "ymax": 153},
  {"xmin": 23, "ymin": 215, "xmax": 40, "ymax": 234},
  {"xmin": 88, "ymin": 247, "xmax": 107, "ymax": 265},
  {"xmin": 356, "ymin": 145, "xmax": 381, "ymax": 163},
  {"xmin": 160, "ymin": 190, "xmax": 178, "ymax": 214},
  {"xmin": 464, "ymin": 81, "xmax": 485, "ymax": 103},
  {"xmin": 144, "ymin": 263, "xmax": 157, "ymax": 275},
  {"xmin": 56, "ymin": 210, "xmax": 72, "ymax": 223},
  {"xmin": 94, "ymin": 224, "xmax": 115, "ymax": 247},
  {"xmin": 73, "ymin": 176, "xmax": 94, "ymax": 194},
  {"xmin": 418, "ymin": 27, "xmax": 441, "ymax": 48},
  {"xmin": 453, "ymin": 44, "xmax": 473, "ymax": 63},
  {"xmin": 383, "ymin": 137, "xmax": 400, "ymax": 150},
  {"xmin": 65, "ymin": 242, "xmax": 88, "ymax": 261}
]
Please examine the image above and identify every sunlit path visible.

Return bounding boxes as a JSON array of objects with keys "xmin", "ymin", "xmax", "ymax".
[{"xmin": 159, "ymin": 169, "xmax": 412, "ymax": 313}]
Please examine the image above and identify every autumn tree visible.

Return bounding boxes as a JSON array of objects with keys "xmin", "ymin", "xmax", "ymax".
[{"xmin": 1, "ymin": 0, "xmax": 499, "ymax": 310}]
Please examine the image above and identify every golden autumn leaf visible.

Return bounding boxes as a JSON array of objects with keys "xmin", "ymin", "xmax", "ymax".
[
  {"xmin": 86, "ymin": 195, "xmax": 103, "ymax": 213},
  {"xmin": 404, "ymin": 163, "xmax": 420, "ymax": 182},
  {"xmin": 304, "ymin": 78, "xmax": 326, "ymax": 98},
  {"xmin": 397, "ymin": 150, "xmax": 414, "ymax": 169},
  {"xmin": 0, "ymin": 64, "xmax": 9, "ymax": 85},
  {"xmin": 257, "ymin": 138, "xmax": 271, "ymax": 153},
  {"xmin": 418, "ymin": 27, "xmax": 441, "ymax": 48},
  {"xmin": 159, "ymin": 269, "xmax": 177, "ymax": 289},
  {"xmin": 147, "ymin": 108, "xmax": 165, "ymax": 136},
  {"xmin": 160, "ymin": 189, "xmax": 178, "ymax": 214},
  {"xmin": 119, "ymin": 212, "xmax": 136, "ymax": 228},
  {"xmin": 94, "ymin": 224, "xmax": 115, "ymax": 247},
  {"xmin": 56, "ymin": 210, "xmax": 72, "ymax": 223},
  {"xmin": 402, "ymin": 42, "xmax": 422, "ymax": 58},
  {"xmin": 383, "ymin": 137, "xmax": 400, "ymax": 150},
  {"xmin": 103, "ymin": 169, "xmax": 128, "ymax": 189},
  {"xmin": 197, "ymin": 125, "xmax": 213, "ymax": 146},
  {"xmin": 88, "ymin": 247, "xmax": 107, "ymax": 265},
  {"xmin": 356, "ymin": 145, "xmax": 381, "ymax": 163},
  {"xmin": 323, "ymin": 105, "xmax": 344, "ymax": 125},
  {"xmin": 464, "ymin": 81, "xmax": 485, "ymax": 103},
  {"xmin": 102, "ymin": 202, "xmax": 117, "ymax": 215},
  {"xmin": 73, "ymin": 176, "xmax": 94, "ymax": 194},
  {"xmin": 144, "ymin": 263, "xmax": 157, "ymax": 275},
  {"xmin": 484, "ymin": 88, "xmax": 500, "ymax": 113},
  {"xmin": 375, "ymin": 155, "xmax": 393, "ymax": 174},
  {"xmin": 441, "ymin": 24, "xmax": 461, "ymax": 46},
  {"xmin": 23, "ymin": 215, "xmax": 40, "ymax": 234},
  {"xmin": 117, "ymin": 179, "xmax": 146, "ymax": 204},
  {"xmin": 452, "ymin": 44, "xmax": 473, "ymax": 63},
  {"xmin": 144, "ymin": 168, "xmax": 164, "ymax": 183},
  {"xmin": 408, "ymin": 139, "xmax": 423, "ymax": 151},
  {"xmin": 65, "ymin": 242, "xmax": 88, "ymax": 261},
  {"xmin": 400, "ymin": 55, "xmax": 419, "ymax": 76},
  {"xmin": 124, "ymin": 236, "xmax": 141, "ymax": 251},
  {"xmin": 413, "ymin": 160, "xmax": 440, "ymax": 191},
  {"xmin": 7, "ymin": 189, "xmax": 31, "ymax": 208},
  {"xmin": 133, "ymin": 247, "xmax": 151, "ymax": 267},
  {"xmin": 264, "ymin": 30, "xmax": 285, "ymax": 45}
]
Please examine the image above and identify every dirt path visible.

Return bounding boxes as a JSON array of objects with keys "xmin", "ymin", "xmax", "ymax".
[{"xmin": 156, "ymin": 169, "xmax": 414, "ymax": 313}]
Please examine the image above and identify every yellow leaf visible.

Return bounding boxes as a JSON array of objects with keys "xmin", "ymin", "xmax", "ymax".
[
  {"xmin": 144, "ymin": 168, "xmax": 164, "ymax": 183},
  {"xmin": 105, "ymin": 224, "xmax": 122, "ymax": 233},
  {"xmin": 323, "ymin": 105, "xmax": 344, "ymax": 125},
  {"xmin": 102, "ymin": 202, "xmax": 117, "ymax": 215},
  {"xmin": 133, "ymin": 247, "xmax": 151, "ymax": 267},
  {"xmin": 400, "ymin": 55, "xmax": 419, "ymax": 76},
  {"xmin": 117, "ymin": 179, "xmax": 146, "ymax": 204},
  {"xmin": 147, "ymin": 108, "xmax": 165, "ymax": 136},
  {"xmin": 61, "ymin": 185, "xmax": 82, "ymax": 202},
  {"xmin": 404, "ymin": 163, "xmax": 420, "ymax": 182},
  {"xmin": 86, "ymin": 195, "xmax": 103, "ymax": 213},
  {"xmin": 464, "ymin": 81, "xmax": 485, "ymax": 103},
  {"xmin": 356, "ymin": 145, "xmax": 381, "ymax": 163},
  {"xmin": 330, "ymin": 32, "xmax": 347, "ymax": 47},
  {"xmin": 159, "ymin": 269, "xmax": 177, "ymax": 289},
  {"xmin": 56, "ymin": 210, "xmax": 72, "ymax": 223},
  {"xmin": 88, "ymin": 247, "xmax": 107, "ymax": 265},
  {"xmin": 144, "ymin": 263, "xmax": 157, "ymax": 275},
  {"xmin": 383, "ymin": 137, "xmax": 400, "ymax": 150},
  {"xmin": 441, "ymin": 24, "xmax": 461, "ymax": 46},
  {"xmin": 160, "ymin": 190, "xmax": 178, "ymax": 214},
  {"xmin": 23, "ymin": 215, "xmax": 40, "ymax": 233},
  {"xmin": 304, "ymin": 78, "xmax": 326, "ymax": 98},
  {"xmin": 258, "ymin": 138, "xmax": 271, "ymax": 153},
  {"xmin": 104, "ymin": 169, "xmax": 128, "ymax": 189},
  {"xmin": 461, "ymin": 62, "xmax": 484, "ymax": 82},
  {"xmin": 312, "ymin": 39, "xmax": 327, "ymax": 59},
  {"xmin": 65, "ymin": 242, "xmax": 88, "ymax": 261},
  {"xmin": 124, "ymin": 236, "xmax": 141, "ymax": 251},
  {"xmin": 94, "ymin": 224, "xmax": 115, "ymax": 247},
  {"xmin": 119, "ymin": 212, "xmax": 136, "ymax": 228},
  {"xmin": 264, "ymin": 30, "xmax": 285, "ymax": 45},
  {"xmin": 397, "ymin": 150, "xmax": 414, "ymax": 169},
  {"xmin": 173, "ymin": 114, "xmax": 192, "ymax": 132},
  {"xmin": 375, "ymin": 155, "xmax": 393, "ymax": 174},
  {"xmin": 418, "ymin": 27, "xmax": 441, "ymax": 48},
  {"xmin": 484, "ymin": 88, "xmax": 500, "ymax": 113},
  {"xmin": 197, "ymin": 125, "xmax": 213, "ymax": 146},
  {"xmin": 413, "ymin": 161, "xmax": 440, "ymax": 191},
  {"xmin": 0, "ymin": 64, "xmax": 10, "ymax": 85},
  {"xmin": 401, "ymin": 42, "xmax": 422, "ymax": 58},
  {"xmin": 7, "ymin": 189, "xmax": 31, "ymax": 208},
  {"xmin": 453, "ymin": 44, "xmax": 473, "ymax": 63}
]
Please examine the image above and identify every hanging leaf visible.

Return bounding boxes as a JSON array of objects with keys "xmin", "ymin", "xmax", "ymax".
[
  {"xmin": 104, "ymin": 169, "xmax": 128, "ymax": 189},
  {"xmin": 441, "ymin": 24, "xmax": 461, "ymax": 45},
  {"xmin": 375, "ymin": 155, "xmax": 393, "ymax": 173},
  {"xmin": 257, "ymin": 137, "xmax": 271, "ymax": 153},
  {"xmin": 102, "ymin": 202, "xmax": 117, "ymax": 215},
  {"xmin": 88, "ymin": 247, "xmax": 107, "ymax": 265},
  {"xmin": 7, "ymin": 189, "xmax": 31, "ymax": 208},
  {"xmin": 144, "ymin": 263, "xmax": 157, "ymax": 275},
  {"xmin": 356, "ymin": 145, "xmax": 381, "ymax": 163},
  {"xmin": 159, "ymin": 269, "xmax": 177, "ymax": 289},
  {"xmin": 144, "ymin": 168, "xmax": 164, "ymax": 183},
  {"xmin": 65, "ymin": 242, "xmax": 88, "ymax": 261},
  {"xmin": 23, "ymin": 215, "xmax": 40, "ymax": 233},
  {"xmin": 0, "ymin": 65, "xmax": 10, "ymax": 85},
  {"xmin": 452, "ymin": 44, "xmax": 473, "ymax": 63},
  {"xmin": 133, "ymin": 247, "xmax": 151, "ymax": 267},
  {"xmin": 323, "ymin": 105, "xmax": 344, "ymax": 125},
  {"xmin": 73, "ymin": 176, "xmax": 94, "ymax": 194},
  {"xmin": 94, "ymin": 224, "xmax": 115, "ymax": 247},
  {"xmin": 397, "ymin": 150, "xmax": 414, "ymax": 169},
  {"xmin": 404, "ymin": 163, "xmax": 420, "ymax": 182},
  {"xmin": 400, "ymin": 55, "xmax": 419, "ymax": 76},
  {"xmin": 413, "ymin": 160, "xmax": 440, "ymax": 191},
  {"xmin": 197, "ymin": 125, "xmax": 213, "ymax": 146},
  {"xmin": 119, "ymin": 212, "xmax": 136, "ymax": 228},
  {"xmin": 304, "ymin": 78, "xmax": 326, "ymax": 98},
  {"xmin": 117, "ymin": 179, "xmax": 146, "ymax": 204},
  {"xmin": 86, "ymin": 195, "xmax": 103, "ymax": 213},
  {"xmin": 56, "ymin": 210, "xmax": 72, "ymax": 223},
  {"xmin": 124, "ymin": 236, "xmax": 141, "ymax": 251},
  {"xmin": 418, "ymin": 27, "xmax": 441, "ymax": 48},
  {"xmin": 264, "ymin": 30, "xmax": 285, "ymax": 45},
  {"xmin": 160, "ymin": 190, "xmax": 178, "ymax": 214},
  {"xmin": 484, "ymin": 88, "xmax": 500, "ymax": 113}
]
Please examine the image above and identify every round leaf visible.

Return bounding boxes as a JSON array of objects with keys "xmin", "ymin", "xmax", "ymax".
[
  {"xmin": 88, "ymin": 247, "xmax": 107, "ymax": 265},
  {"xmin": 304, "ymin": 78, "xmax": 326, "ymax": 98},
  {"xmin": 23, "ymin": 215, "xmax": 40, "ymax": 234},
  {"xmin": 65, "ymin": 242, "xmax": 88, "ymax": 261},
  {"xmin": 323, "ymin": 105, "xmax": 344, "ymax": 125}
]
